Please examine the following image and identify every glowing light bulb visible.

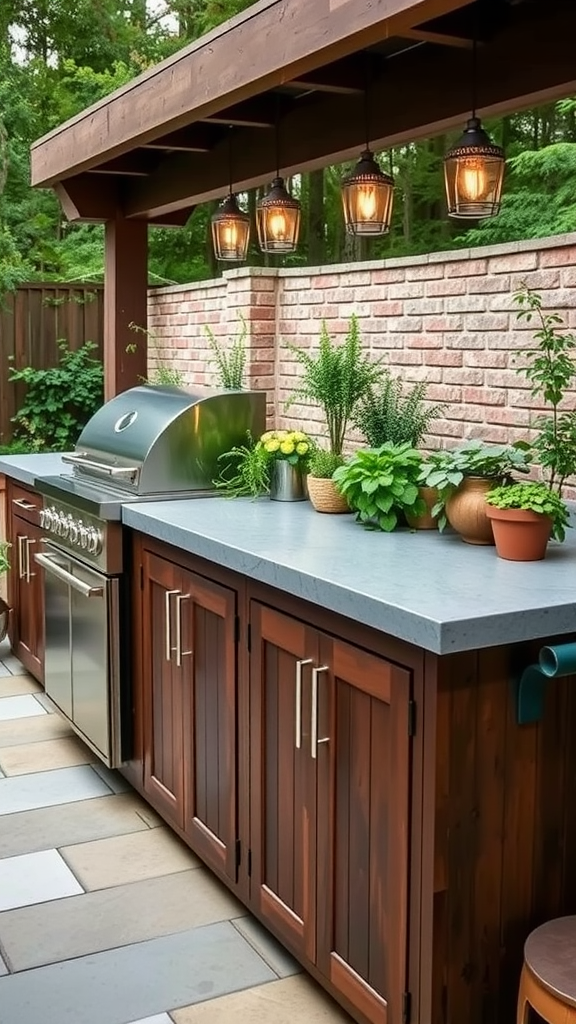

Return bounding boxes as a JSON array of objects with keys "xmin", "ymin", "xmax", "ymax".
[
  {"xmin": 357, "ymin": 186, "xmax": 377, "ymax": 221},
  {"xmin": 268, "ymin": 210, "xmax": 287, "ymax": 240},
  {"xmin": 223, "ymin": 222, "xmax": 238, "ymax": 248},
  {"xmin": 458, "ymin": 159, "xmax": 488, "ymax": 202}
]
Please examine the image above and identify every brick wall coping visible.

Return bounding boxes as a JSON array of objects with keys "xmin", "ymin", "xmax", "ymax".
[{"xmin": 148, "ymin": 231, "xmax": 576, "ymax": 296}]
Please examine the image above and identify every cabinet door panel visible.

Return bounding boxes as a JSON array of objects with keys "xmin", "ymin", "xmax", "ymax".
[
  {"xmin": 143, "ymin": 553, "xmax": 184, "ymax": 829},
  {"xmin": 10, "ymin": 517, "xmax": 44, "ymax": 682},
  {"xmin": 317, "ymin": 637, "xmax": 411, "ymax": 1024},
  {"xmin": 250, "ymin": 602, "xmax": 317, "ymax": 963},
  {"xmin": 183, "ymin": 573, "xmax": 237, "ymax": 881}
]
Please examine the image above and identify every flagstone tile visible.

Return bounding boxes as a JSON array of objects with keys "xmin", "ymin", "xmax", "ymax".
[
  {"xmin": 0, "ymin": 736, "xmax": 96, "ymax": 777},
  {"xmin": 0, "ymin": 675, "xmax": 42, "ymax": 697},
  {"xmin": 60, "ymin": 826, "xmax": 199, "ymax": 890},
  {"xmin": 0, "ymin": 921, "xmax": 275, "ymax": 1024},
  {"xmin": 0, "ymin": 765, "xmax": 111, "ymax": 816},
  {"xmin": 0, "ymin": 713, "xmax": 73, "ymax": 748},
  {"xmin": 231, "ymin": 916, "xmax": 300, "ymax": 977},
  {"xmin": 0, "ymin": 866, "xmax": 242, "ymax": 971},
  {"xmin": 1, "ymin": 654, "xmax": 26, "ymax": 675},
  {"xmin": 90, "ymin": 761, "xmax": 132, "ymax": 793},
  {"xmin": 0, "ymin": 950, "xmax": 8, "ymax": 977},
  {"xmin": 0, "ymin": 792, "xmax": 158, "ymax": 859},
  {"xmin": 0, "ymin": 694, "xmax": 47, "ymax": 721},
  {"xmin": 171, "ymin": 975, "xmax": 354, "ymax": 1024},
  {"xmin": 0, "ymin": 849, "xmax": 83, "ymax": 912}
]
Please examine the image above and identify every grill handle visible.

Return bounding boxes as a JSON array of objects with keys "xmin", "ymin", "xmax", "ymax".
[
  {"xmin": 62, "ymin": 453, "xmax": 139, "ymax": 482},
  {"xmin": 34, "ymin": 552, "xmax": 103, "ymax": 598}
]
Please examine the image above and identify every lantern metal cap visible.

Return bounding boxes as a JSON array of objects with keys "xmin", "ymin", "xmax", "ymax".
[
  {"xmin": 258, "ymin": 177, "xmax": 301, "ymax": 210},
  {"xmin": 344, "ymin": 149, "xmax": 394, "ymax": 187},
  {"xmin": 211, "ymin": 193, "xmax": 250, "ymax": 225},
  {"xmin": 445, "ymin": 117, "xmax": 504, "ymax": 162}
]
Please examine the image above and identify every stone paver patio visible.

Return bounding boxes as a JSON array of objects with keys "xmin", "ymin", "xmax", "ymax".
[{"xmin": 0, "ymin": 639, "xmax": 352, "ymax": 1024}]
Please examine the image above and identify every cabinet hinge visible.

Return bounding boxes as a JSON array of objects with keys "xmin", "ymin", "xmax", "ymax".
[
  {"xmin": 235, "ymin": 838, "xmax": 241, "ymax": 870},
  {"xmin": 234, "ymin": 615, "xmax": 240, "ymax": 645},
  {"xmin": 247, "ymin": 848, "xmax": 252, "ymax": 877},
  {"xmin": 247, "ymin": 623, "xmax": 251, "ymax": 653},
  {"xmin": 402, "ymin": 991, "xmax": 412, "ymax": 1024},
  {"xmin": 408, "ymin": 700, "xmax": 416, "ymax": 737},
  {"xmin": 139, "ymin": 564, "xmax": 144, "ymax": 590}
]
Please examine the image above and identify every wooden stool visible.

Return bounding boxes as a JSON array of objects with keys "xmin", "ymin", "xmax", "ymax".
[{"xmin": 517, "ymin": 916, "xmax": 576, "ymax": 1024}]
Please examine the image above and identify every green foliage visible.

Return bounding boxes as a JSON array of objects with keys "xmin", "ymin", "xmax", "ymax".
[
  {"xmin": 308, "ymin": 448, "xmax": 345, "ymax": 479},
  {"xmin": 485, "ymin": 482, "xmax": 570, "ymax": 543},
  {"xmin": 354, "ymin": 375, "xmax": 443, "ymax": 448},
  {"xmin": 513, "ymin": 286, "xmax": 576, "ymax": 492},
  {"xmin": 205, "ymin": 315, "xmax": 248, "ymax": 389},
  {"xmin": 214, "ymin": 435, "xmax": 270, "ymax": 498},
  {"xmin": 0, "ymin": 541, "xmax": 9, "ymax": 575},
  {"xmin": 286, "ymin": 316, "xmax": 386, "ymax": 455},
  {"xmin": 127, "ymin": 322, "xmax": 186, "ymax": 387},
  {"xmin": 332, "ymin": 443, "xmax": 424, "ymax": 532},
  {"xmin": 9, "ymin": 341, "xmax": 103, "ymax": 451},
  {"xmin": 419, "ymin": 442, "xmax": 530, "ymax": 531}
]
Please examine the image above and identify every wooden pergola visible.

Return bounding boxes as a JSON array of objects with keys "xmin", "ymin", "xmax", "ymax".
[{"xmin": 30, "ymin": 0, "xmax": 576, "ymax": 398}]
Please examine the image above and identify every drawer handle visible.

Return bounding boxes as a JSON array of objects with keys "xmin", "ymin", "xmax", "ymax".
[
  {"xmin": 295, "ymin": 658, "xmax": 313, "ymax": 750},
  {"xmin": 311, "ymin": 665, "xmax": 329, "ymax": 760},
  {"xmin": 26, "ymin": 538, "xmax": 36, "ymax": 581},
  {"xmin": 13, "ymin": 498, "xmax": 37, "ymax": 512},
  {"xmin": 175, "ymin": 594, "xmax": 192, "ymax": 667},
  {"xmin": 164, "ymin": 590, "xmax": 179, "ymax": 662}
]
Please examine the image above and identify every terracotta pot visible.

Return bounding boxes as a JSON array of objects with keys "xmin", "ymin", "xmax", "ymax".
[
  {"xmin": 307, "ymin": 476, "xmax": 350, "ymax": 514},
  {"xmin": 485, "ymin": 505, "xmax": 553, "ymax": 561},
  {"xmin": 446, "ymin": 477, "xmax": 498, "ymax": 545},
  {"xmin": 406, "ymin": 486, "xmax": 439, "ymax": 531}
]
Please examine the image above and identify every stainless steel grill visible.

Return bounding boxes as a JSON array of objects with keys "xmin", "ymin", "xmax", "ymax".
[{"xmin": 33, "ymin": 384, "xmax": 266, "ymax": 768}]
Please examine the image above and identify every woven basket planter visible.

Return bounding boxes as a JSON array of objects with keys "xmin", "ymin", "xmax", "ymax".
[{"xmin": 307, "ymin": 476, "xmax": 350, "ymax": 514}]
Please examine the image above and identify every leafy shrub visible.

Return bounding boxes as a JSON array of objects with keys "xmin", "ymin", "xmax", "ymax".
[
  {"xmin": 205, "ymin": 314, "xmax": 248, "ymax": 389},
  {"xmin": 214, "ymin": 434, "xmax": 270, "ymax": 497},
  {"xmin": 333, "ymin": 443, "xmax": 424, "ymax": 532},
  {"xmin": 354, "ymin": 375, "xmax": 443, "ymax": 447},
  {"xmin": 308, "ymin": 448, "xmax": 345, "ymax": 479},
  {"xmin": 9, "ymin": 341, "xmax": 103, "ymax": 451}
]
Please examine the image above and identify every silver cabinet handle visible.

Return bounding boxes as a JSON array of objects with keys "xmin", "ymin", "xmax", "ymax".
[
  {"xmin": 13, "ymin": 498, "xmax": 37, "ymax": 511},
  {"xmin": 175, "ymin": 593, "xmax": 192, "ymax": 667},
  {"xmin": 311, "ymin": 665, "xmax": 329, "ymax": 759},
  {"xmin": 17, "ymin": 536, "xmax": 28, "ymax": 580},
  {"xmin": 34, "ymin": 552, "xmax": 103, "ymax": 597},
  {"xmin": 295, "ymin": 658, "xmax": 313, "ymax": 749},
  {"xmin": 26, "ymin": 538, "xmax": 36, "ymax": 581},
  {"xmin": 164, "ymin": 590, "xmax": 179, "ymax": 662}
]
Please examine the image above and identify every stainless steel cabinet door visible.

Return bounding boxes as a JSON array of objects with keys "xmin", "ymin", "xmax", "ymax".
[
  {"xmin": 70, "ymin": 562, "xmax": 115, "ymax": 762},
  {"xmin": 41, "ymin": 550, "xmax": 73, "ymax": 718}
]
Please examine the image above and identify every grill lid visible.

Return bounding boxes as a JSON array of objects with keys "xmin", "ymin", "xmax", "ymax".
[{"xmin": 61, "ymin": 384, "xmax": 265, "ymax": 496}]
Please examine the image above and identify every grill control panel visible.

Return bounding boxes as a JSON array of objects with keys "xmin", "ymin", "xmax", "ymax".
[
  {"xmin": 37, "ymin": 497, "xmax": 123, "ymax": 574},
  {"xmin": 40, "ymin": 506, "xmax": 103, "ymax": 555}
]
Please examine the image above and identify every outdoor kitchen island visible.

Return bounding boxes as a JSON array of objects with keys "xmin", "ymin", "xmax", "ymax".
[{"xmin": 122, "ymin": 496, "xmax": 576, "ymax": 1024}]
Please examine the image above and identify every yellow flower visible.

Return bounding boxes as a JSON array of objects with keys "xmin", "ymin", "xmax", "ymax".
[
  {"xmin": 293, "ymin": 431, "xmax": 307, "ymax": 442},
  {"xmin": 296, "ymin": 442, "xmax": 309, "ymax": 455},
  {"xmin": 276, "ymin": 430, "xmax": 288, "ymax": 440},
  {"xmin": 260, "ymin": 431, "xmax": 273, "ymax": 442},
  {"xmin": 265, "ymin": 439, "xmax": 280, "ymax": 453},
  {"xmin": 280, "ymin": 440, "xmax": 295, "ymax": 455}
]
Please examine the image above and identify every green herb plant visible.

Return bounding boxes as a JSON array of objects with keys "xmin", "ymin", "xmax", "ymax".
[
  {"xmin": 286, "ymin": 315, "xmax": 386, "ymax": 456},
  {"xmin": 9, "ymin": 341, "xmax": 103, "ymax": 451},
  {"xmin": 0, "ymin": 541, "xmax": 10, "ymax": 575},
  {"xmin": 354, "ymin": 374, "xmax": 444, "ymax": 447},
  {"xmin": 205, "ymin": 314, "xmax": 247, "ymax": 389},
  {"xmin": 485, "ymin": 481, "xmax": 570, "ymax": 542},
  {"xmin": 214, "ymin": 434, "xmax": 270, "ymax": 498},
  {"xmin": 308, "ymin": 448, "xmax": 345, "ymax": 479},
  {"xmin": 514, "ymin": 286, "xmax": 576, "ymax": 493},
  {"xmin": 419, "ymin": 441, "xmax": 530, "ymax": 531},
  {"xmin": 332, "ymin": 442, "xmax": 424, "ymax": 532},
  {"xmin": 127, "ymin": 322, "xmax": 186, "ymax": 387}
]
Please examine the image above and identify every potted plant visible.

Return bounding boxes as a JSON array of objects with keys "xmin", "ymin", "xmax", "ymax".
[
  {"xmin": 258, "ymin": 429, "xmax": 312, "ymax": 501},
  {"xmin": 418, "ymin": 441, "xmax": 530, "ymax": 544},
  {"xmin": 214, "ymin": 434, "xmax": 270, "ymax": 497},
  {"xmin": 286, "ymin": 315, "xmax": 386, "ymax": 512},
  {"xmin": 332, "ymin": 443, "xmax": 425, "ymax": 532},
  {"xmin": 485, "ymin": 482, "xmax": 569, "ymax": 561},
  {"xmin": 0, "ymin": 540, "xmax": 11, "ymax": 642},
  {"xmin": 306, "ymin": 448, "xmax": 348, "ymax": 513},
  {"xmin": 354, "ymin": 374, "xmax": 444, "ymax": 448}
]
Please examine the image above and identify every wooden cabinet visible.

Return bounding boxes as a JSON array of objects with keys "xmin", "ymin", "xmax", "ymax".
[
  {"xmin": 141, "ymin": 547, "xmax": 238, "ymax": 881},
  {"xmin": 249, "ymin": 601, "xmax": 412, "ymax": 1024},
  {"xmin": 7, "ymin": 483, "xmax": 44, "ymax": 682}
]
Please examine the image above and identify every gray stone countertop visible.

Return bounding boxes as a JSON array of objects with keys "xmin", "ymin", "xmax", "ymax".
[
  {"xmin": 123, "ymin": 498, "xmax": 576, "ymax": 655},
  {"xmin": 0, "ymin": 453, "xmax": 72, "ymax": 488}
]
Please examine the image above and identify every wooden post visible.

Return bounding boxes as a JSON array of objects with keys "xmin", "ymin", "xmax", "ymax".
[{"xmin": 104, "ymin": 217, "xmax": 148, "ymax": 398}]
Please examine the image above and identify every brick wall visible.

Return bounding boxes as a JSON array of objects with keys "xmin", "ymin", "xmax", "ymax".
[{"xmin": 149, "ymin": 232, "xmax": 576, "ymax": 491}]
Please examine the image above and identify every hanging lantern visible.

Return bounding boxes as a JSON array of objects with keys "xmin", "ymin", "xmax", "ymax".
[
  {"xmin": 444, "ymin": 117, "xmax": 505, "ymax": 219},
  {"xmin": 256, "ymin": 177, "xmax": 301, "ymax": 253},
  {"xmin": 211, "ymin": 194, "xmax": 250, "ymax": 261},
  {"xmin": 341, "ymin": 149, "xmax": 394, "ymax": 236}
]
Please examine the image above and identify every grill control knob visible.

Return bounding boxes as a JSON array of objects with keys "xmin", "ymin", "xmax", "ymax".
[
  {"xmin": 43, "ymin": 508, "xmax": 54, "ymax": 531},
  {"xmin": 68, "ymin": 520, "xmax": 79, "ymax": 544},
  {"xmin": 79, "ymin": 525, "xmax": 89, "ymax": 549},
  {"xmin": 87, "ymin": 528, "xmax": 102, "ymax": 555},
  {"xmin": 59, "ymin": 515, "xmax": 70, "ymax": 540}
]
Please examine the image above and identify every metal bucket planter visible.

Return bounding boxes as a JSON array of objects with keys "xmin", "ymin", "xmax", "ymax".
[{"xmin": 269, "ymin": 461, "xmax": 308, "ymax": 502}]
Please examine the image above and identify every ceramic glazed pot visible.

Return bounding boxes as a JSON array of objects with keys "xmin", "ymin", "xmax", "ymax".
[
  {"xmin": 269, "ymin": 461, "xmax": 308, "ymax": 502},
  {"xmin": 307, "ymin": 476, "xmax": 349, "ymax": 514},
  {"xmin": 446, "ymin": 476, "xmax": 497, "ymax": 545},
  {"xmin": 485, "ymin": 506, "xmax": 553, "ymax": 561},
  {"xmin": 405, "ymin": 486, "xmax": 439, "ymax": 530}
]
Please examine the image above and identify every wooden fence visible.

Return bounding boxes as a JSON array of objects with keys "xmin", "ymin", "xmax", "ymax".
[{"xmin": 0, "ymin": 283, "xmax": 104, "ymax": 445}]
